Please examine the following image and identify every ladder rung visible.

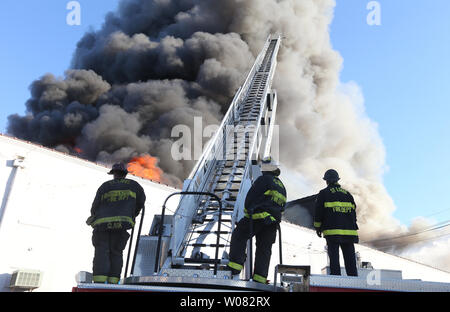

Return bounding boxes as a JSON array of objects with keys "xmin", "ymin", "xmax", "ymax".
[
  {"xmin": 214, "ymin": 188, "xmax": 243, "ymax": 193},
  {"xmin": 214, "ymin": 188, "xmax": 240, "ymax": 192},
  {"xmin": 204, "ymin": 218, "xmax": 232, "ymax": 222},
  {"xmin": 223, "ymin": 166, "xmax": 245, "ymax": 170},
  {"xmin": 183, "ymin": 258, "xmax": 224, "ymax": 264},
  {"xmin": 188, "ymin": 244, "xmax": 229, "ymax": 248},
  {"xmin": 225, "ymin": 160, "xmax": 246, "ymax": 166},
  {"xmin": 205, "ymin": 208, "xmax": 234, "ymax": 212},
  {"xmin": 194, "ymin": 230, "xmax": 230, "ymax": 234}
]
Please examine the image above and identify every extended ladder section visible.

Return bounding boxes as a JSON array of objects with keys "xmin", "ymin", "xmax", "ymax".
[{"xmin": 131, "ymin": 36, "xmax": 281, "ymax": 283}]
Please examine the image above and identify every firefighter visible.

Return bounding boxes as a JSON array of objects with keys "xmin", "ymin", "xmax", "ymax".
[
  {"xmin": 314, "ymin": 169, "xmax": 359, "ymax": 276},
  {"xmin": 227, "ymin": 157, "xmax": 287, "ymax": 284},
  {"xmin": 86, "ymin": 163, "xmax": 146, "ymax": 284}
]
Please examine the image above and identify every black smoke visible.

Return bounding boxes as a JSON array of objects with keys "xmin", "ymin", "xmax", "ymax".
[
  {"xmin": 6, "ymin": 0, "xmax": 397, "ymax": 238},
  {"xmin": 8, "ymin": 1, "xmax": 257, "ymax": 186}
]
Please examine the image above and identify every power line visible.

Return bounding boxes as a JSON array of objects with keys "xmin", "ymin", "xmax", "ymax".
[
  {"xmin": 356, "ymin": 209, "xmax": 450, "ymax": 238},
  {"xmin": 363, "ymin": 223, "xmax": 449, "ymax": 244},
  {"xmin": 421, "ymin": 208, "xmax": 450, "ymax": 219},
  {"xmin": 361, "ymin": 220, "xmax": 450, "ymax": 244},
  {"xmin": 375, "ymin": 232, "xmax": 450, "ymax": 251}
]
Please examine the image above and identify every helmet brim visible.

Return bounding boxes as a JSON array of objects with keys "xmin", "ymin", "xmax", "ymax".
[
  {"xmin": 108, "ymin": 169, "xmax": 128, "ymax": 175},
  {"xmin": 261, "ymin": 164, "xmax": 278, "ymax": 172}
]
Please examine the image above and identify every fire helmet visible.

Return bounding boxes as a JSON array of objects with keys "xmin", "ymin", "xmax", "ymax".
[
  {"xmin": 108, "ymin": 163, "xmax": 128, "ymax": 175},
  {"xmin": 261, "ymin": 156, "xmax": 280, "ymax": 175},
  {"xmin": 323, "ymin": 169, "xmax": 340, "ymax": 182}
]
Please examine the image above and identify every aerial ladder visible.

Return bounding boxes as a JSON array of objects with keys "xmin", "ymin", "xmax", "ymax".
[{"xmin": 120, "ymin": 35, "xmax": 283, "ymax": 291}]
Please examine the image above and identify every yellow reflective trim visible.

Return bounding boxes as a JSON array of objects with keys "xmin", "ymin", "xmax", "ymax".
[
  {"xmin": 253, "ymin": 274, "xmax": 267, "ymax": 284},
  {"xmin": 107, "ymin": 277, "xmax": 120, "ymax": 284},
  {"xmin": 92, "ymin": 216, "xmax": 135, "ymax": 227},
  {"xmin": 93, "ymin": 275, "xmax": 108, "ymax": 283},
  {"xmin": 244, "ymin": 211, "xmax": 274, "ymax": 220},
  {"xmin": 314, "ymin": 222, "xmax": 322, "ymax": 228},
  {"xmin": 264, "ymin": 190, "xmax": 286, "ymax": 206},
  {"xmin": 329, "ymin": 187, "xmax": 348, "ymax": 195},
  {"xmin": 273, "ymin": 178, "xmax": 285, "ymax": 189},
  {"xmin": 324, "ymin": 201, "xmax": 355, "ymax": 213},
  {"xmin": 228, "ymin": 261, "xmax": 243, "ymax": 271},
  {"xmin": 101, "ymin": 190, "xmax": 136, "ymax": 203},
  {"xmin": 324, "ymin": 201, "xmax": 355, "ymax": 208},
  {"xmin": 323, "ymin": 229, "xmax": 358, "ymax": 236}
]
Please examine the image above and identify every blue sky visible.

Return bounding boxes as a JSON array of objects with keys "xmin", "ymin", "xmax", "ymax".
[
  {"xmin": 0, "ymin": 0, "xmax": 449, "ymax": 227},
  {"xmin": 330, "ymin": 0, "xmax": 450, "ymax": 226},
  {"xmin": 0, "ymin": 0, "xmax": 121, "ymax": 123}
]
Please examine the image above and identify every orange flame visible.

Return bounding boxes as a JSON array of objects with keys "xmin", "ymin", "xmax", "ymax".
[
  {"xmin": 74, "ymin": 147, "xmax": 83, "ymax": 154},
  {"xmin": 127, "ymin": 155, "xmax": 163, "ymax": 182}
]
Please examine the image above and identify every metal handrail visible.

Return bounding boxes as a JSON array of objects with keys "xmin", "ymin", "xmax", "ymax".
[
  {"xmin": 278, "ymin": 223, "xmax": 283, "ymax": 265},
  {"xmin": 154, "ymin": 192, "xmax": 223, "ymax": 275},
  {"xmin": 124, "ymin": 206, "xmax": 145, "ymax": 279}
]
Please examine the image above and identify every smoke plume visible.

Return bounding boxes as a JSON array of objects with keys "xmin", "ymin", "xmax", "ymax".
[{"xmin": 7, "ymin": 0, "xmax": 449, "ymax": 270}]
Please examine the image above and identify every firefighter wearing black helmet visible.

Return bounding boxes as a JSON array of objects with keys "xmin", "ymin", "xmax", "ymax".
[
  {"xmin": 314, "ymin": 169, "xmax": 359, "ymax": 276},
  {"xmin": 86, "ymin": 163, "xmax": 146, "ymax": 284}
]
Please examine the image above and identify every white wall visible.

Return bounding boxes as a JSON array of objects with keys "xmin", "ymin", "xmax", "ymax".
[{"xmin": 0, "ymin": 135, "xmax": 179, "ymax": 292}]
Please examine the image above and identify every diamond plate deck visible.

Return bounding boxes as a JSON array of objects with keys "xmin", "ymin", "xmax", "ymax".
[{"xmin": 124, "ymin": 275, "xmax": 283, "ymax": 292}]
